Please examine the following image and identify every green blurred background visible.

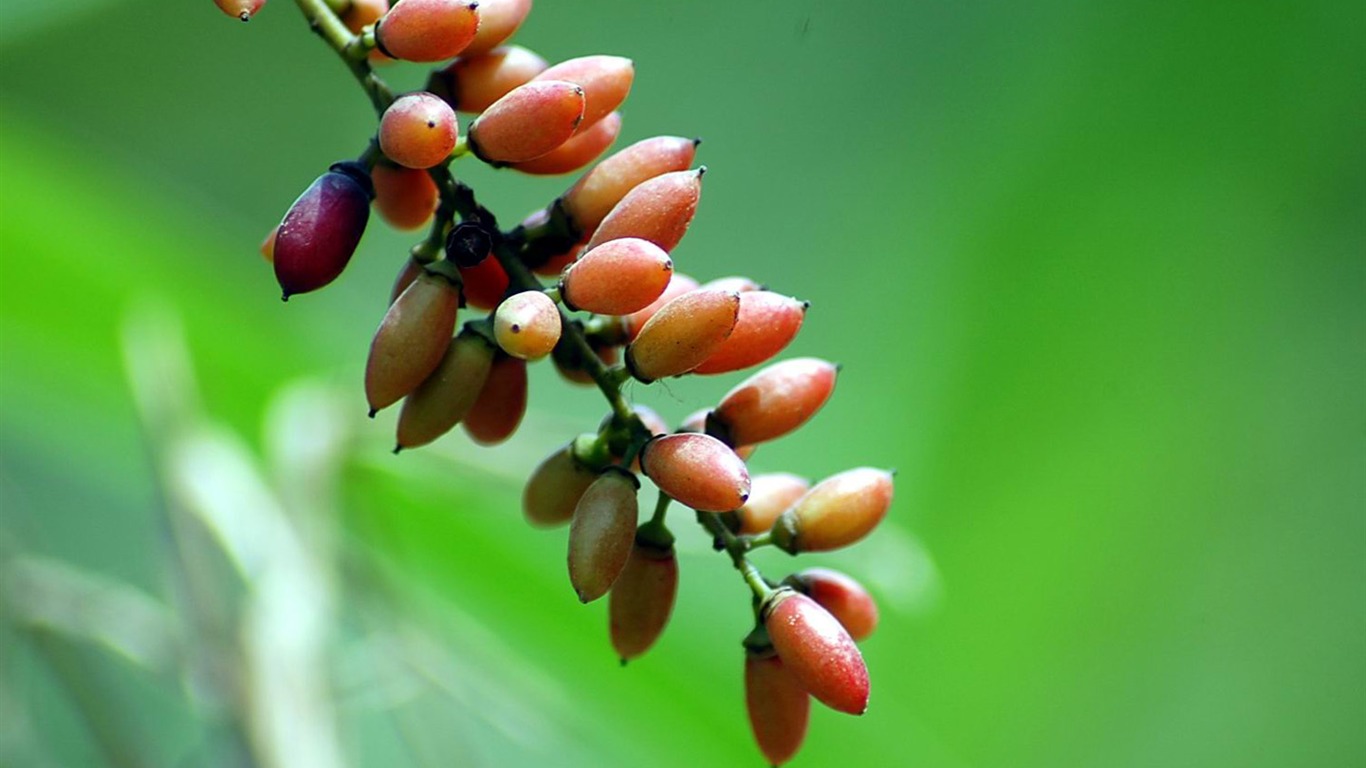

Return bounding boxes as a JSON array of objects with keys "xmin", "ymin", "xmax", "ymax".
[{"xmin": 2, "ymin": 0, "xmax": 1363, "ymax": 766}]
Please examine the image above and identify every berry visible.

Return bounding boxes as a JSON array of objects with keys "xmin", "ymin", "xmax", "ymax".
[
  {"xmin": 395, "ymin": 330, "xmax": 495, "ymax": 450},
  {"xmin": 692, "ymin": 291, "xmax": 807, "ymax": 375},
  {"xmin": 460, "ymin": 0, "xmax": 533, "ymax": 57},
  {"xmin": 763, "ymin": 589, "xmax": 869, "ymax": 715},
  {"xmin": 374, "ymin": 0, "xmax": 479, "ymax": 63},
  {"xmin": 699, "ymin": 275, "xmax": 762, "ymax": 294},
  {"xmin": 708, "ymin": 358, "xmax": 838, "ymax": 446},
  {"xmin": 427, "ymin": 45, "xmax": 548, "ymax": 113},
  {"xmin": 784, "ymin": 568, "xmax": 879, "ymax": 642},
  {"xmin": 341, "ymin": 0, "xmax": 392, "ymax": 63},
  {"xmin": 585, "ymin": 168, "xmax": 703, "ymax": 253},
  {"xmin": 625, "ymin": 289, "xmax": 740, "ymax": 383},
  {"xmin": 458, "ymin": 254, "xmax": 510, "ymax": 310},
  {"xmin": 560, "ymin": 237, "xmax": 673, "ymax": 315},
  {"xmin": 364, "ymin": 271, "xmax": 461, "ymax": 415},
  {"xmin": 567, "ymin": 468, "xmax": 639, "ymax": 603},
  {"xmin": 639, "ymin": 433, "xmax": 750, "ymax": 512},
  {"xmin": 372, "ymin": 162, "xmax": 439, "ymax": 230},
  {"xmin": 744, "ymin": 648, "xmax": 810, "ymax": 767},
  {"xmin": 609, "ymin": 535, "xmax": 678, "ymax": 662},
  {"xmin": 274, "ymin": 162, "xmax": 372, "ymax": 300},
  {"xmin": 523, "ymin": 442, "xmax": 599, "ymax": 527},
  {"xmin": 623, "ymin": 272, "xmax": 700, "ymax": 340},
  {"xmin": 388, "ymin": 256, "xmax": 424, "ymax": 305},
  {"xmin": 512, "ymin": 111, "xmax": 622, "ymax": 176},
  {"xmin": 533, "ymin": 55, "xmax": 634, "ymax": 129},
  {"xmin": 468, "ymin": 80, "xmax": 586, "ymax": 164},
  {"xmin": 676, "ymin": 408, "xmax": 757, "ymax": 462},
  {"xmin": 214, "ymin": 0, "xmax": 265, "ymax": 21},
  {"xmin": 494, "ymin": 290, "xmax": 562, "ymax": 360},
  {"xmin": 379, "ymin": 92, "xmax": 459, "ymax": 170},
  {"xmin": 560, "ymin": 136, "xmax": 699, "ymax": 236},
  {"xmin": 260, "ymin": 226, "xmax": 277, "ymax": 263},
  {"xmin": 771, "ymin": 468, "xmax": 894, "ymax": 554},
  {"xmin": 721, "ymin": 472, "xmax": 810, "ymax": 535},
  {"xmin": 533, "ymin": 240, "xmax": 584, "ymax": 277},
  {"xmin": 461, "ymin": 354, "xmax": 528, "ymax": 445}
]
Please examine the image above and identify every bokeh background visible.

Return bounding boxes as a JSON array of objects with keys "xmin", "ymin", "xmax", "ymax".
[{"xmin": 2, "ymin": 1, "xmax": 1363, "ymax": 766}]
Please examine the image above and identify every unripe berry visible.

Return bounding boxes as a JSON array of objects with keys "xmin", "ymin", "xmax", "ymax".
[
  {"xmin": 512, "ymin": 112, "xmax": 621, "ymax": 176},
  {"xmin": 568, "ymin": 468, "xmax": 639, "ymax": 603},
  {"xmin": 427, "ymin": 45, "xmax": 548, "ymax": 113},
  {"xmin": 623, "ymin": 272, "xmax": 700, "ymax": 340},
  {"xmin": 364, "ymin": 272, "xmax": 461, "ymax": 415},
  {"xmin": 461, "ymin": 354, "xmax": 527, "ymax": 445},
  {"xmin": 709, "ymin": 358, "xmax": 838, "ymax": 446},
  {"xmin": 214, "ymin": 0, "xmax": 265, "ymax": 21},
  {"xmin": 533, "ymin": 55, "xmax": 634, "ymax": 129},
  {"xmin": 625, "ymin": 289, "xmax": 740, "ymax": 383},
  {"xmin": 561, "ymin": 136, "xmax": 699, "ymax": 235},
  {"xmin": 372, "ymin": 163, "xmax": 438, "ymax": 230},
  {"xmin": 560, "ymin": 237, "xmax": 672, "ymax": 315},
  {"xmin": 494, "ymin": 290, "xmax": 562, "ymax": 360},
  {"xmin": 784, "ymin": 568, "xmax": 879, "ymax": 642},
  {"xmin": 585, "ymin": 168, "xmax": 703, "ymax": 253},
  {"xmin": 771, "ymin": 468, "xmax": 893, "ymax": 554},
  {"xmin": 609, "ymin": 535, "xmax": 678, "ymax": 662},
  {"xmin": 693, "ymin": 292, "xmax": 807, "ymax": 375},
  {"xmin": 523, "ymin": 442, "xmax": 599, "ymax": 528},
  {"xmin": 394, "ymin": 330, "xmax": 495, "ymax": 451},
  {"xmin": 274, "ymin": 162, "xmax": 373, "ymax": 300},
  {"xmin": 763, "ymin": 589, "xmax": 870, "ymax": 715},
  {"xmin": 458, "ymin": 255, "xmax": 510, "ymax": 310},
  {"xmin": 379, "ymin": 92, "xmax": 459, "ymax": 170},
  {"xmin": 722, "ymin": 472, "xmax": 810, "ymax": 535},
  {"xmin": 460, "ymin": 0, "xmax": 532, "ymax": 57},
  {"xmin": 744, "ymin": 649, "xmax": 810, "ymax": 767},
  {"xmin": 639, "ymin": 433, "xmax": 750, "ymax": 513},
  {"xmin": 468, "ymin": 81, "xmax": 586, "ymax": 164},
  {"xmin": 374, "ymin": 0, "xmax": 479, "ymax": 63}
]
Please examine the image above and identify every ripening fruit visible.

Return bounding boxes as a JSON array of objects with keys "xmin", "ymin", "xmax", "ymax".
[
  {"xmin": 625, "ymin": 289, "xmax": 740, "ymax": 382},
  {"xmin": 533, "ymin": 240, "xmax": 583, "ymax": 277},
  {"xmin": 427, "ymin": 45, "xmax": 548, "ymax": 113},
  {"xmin": 534, "ymin": 55, "xmax": 634, "ymax": 129},
  {"xmin": 374, "ymin": 0, "xmax": 479, "ymax": 63},
  {"xmin": 700, "ymin": 275, "xmax": 762, "ymax": 294},
  {"xmin": 468, "ymin": 80, "xmax": 586, "ymax": 164},
  {"xmin": 274, "ymin": 162, "xmax": 373, "ymax": 300},
  {"xmin": 763, "ymin": 589, "xmax": 870, "ymax": 715},
  {"xmin": 771, "ymin": 468, "xmax": 894, "ymax": 554},
  {"xmin": 585, "ymin": 168, "xmax": 704, "ymax": 253},
  {"xmin": 723, "ymin": 472, "xmax": 810, "ymax": 534},
  {"xmin": 379, "ymin": 93, "xmax": 459, "ymax": 170},
  {"xmin": 512, "ymin": 112, "xmax": 621, "ymax": 176},
  {"xmin": 214, "ymin": 0, "xmax": 265, "ymax": 21},
  {"xmin": 623, "ymin": 272, "xmax": 700, "ymax": 340},
  {"xmin": 372, "ymin": 163, "xmax": 438, "ymax": 230},
  {"xmin": 560, "ymin": 237, "xmax": 672, "ymax": 315},
  {"xmin": 568, "ymin": 468, "xmax": 639, "ymax": 603},
  {"xmin": 458, "ymin": 254, "xmax": 510, "ymax": 310},
  {"xmin": 388, "ymin": 257, "xmax": 424, "ymax": 305},
  {"xmin": 394, "ymin": 330, "xmax": 495, "ymax": 450},
  {"xmin": 364, "ymin": 272, "xmax": 461, "ymax": 415},
  {"xmin": 709, "ymin": 358, "xmax": 838, "ymax": 446},
  {"xmin": 785, "ymin": 568, "xmax": 880, "ymax": 642},
  {"xmin": 461, "ymin": 354, "xmax": 528, "ymax": 445},
  {"xmin": 461, "ymin": 0, "xmax": 532, "ymax": 56},
  {"xmin": 639, "ymin": 433, "xmax": 750, "ymax": 512},
  {"xmin": 523, "ymin": 443, "xmax": 599, "ymax": 527},
  {"xmin": 561, "ymin": 136, "xmax": 699, "ymax": 236},
  {"xmin": 744, "ymin": 649, "xmax": 810, "ymax": 767},
  {"xmin": 693, "ymin": 292, "xmax": 807, "ymax": 375},
  {"xmin": 494, "ymin": 290, "xmax": 562, "ymax": 360},
  {"xmin": 260, "ymin": 226, "xmax": 277, "ymax": 263},
  {"xmin": 676, "ymin": 408, "xmax": 757, "ymax": 462},
  {"xmin": 609, "ymin": 536, "xmax": 678, "ymax": 662}
]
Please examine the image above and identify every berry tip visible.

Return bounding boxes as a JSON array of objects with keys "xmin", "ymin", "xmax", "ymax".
[{"xmin": 367, "ymin": 408, "xmax": 378, "ymax": 419}]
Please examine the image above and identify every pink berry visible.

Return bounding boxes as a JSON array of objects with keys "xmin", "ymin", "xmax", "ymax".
[{"xmin": 379, "ymin": 92, "xmax": 459, "ymax": 170}]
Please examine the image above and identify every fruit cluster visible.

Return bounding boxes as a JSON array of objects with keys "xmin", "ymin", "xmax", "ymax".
[{"xmin": 224, "ymin": 0, "xmax": 897, "ymax": 763}]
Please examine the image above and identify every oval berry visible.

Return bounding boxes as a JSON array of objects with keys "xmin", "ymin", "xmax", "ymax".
[
  {"xmin": 379, "ymin": 92, "xmax": 459, "ymax": 170},
  {"xmin": 364, "ymin": 271, "xmax": 460, "ymax": 415},
  {"xmin": 494, "ymin": 290, "xmax": 562, "ymax": 360},
  {"xmin": 567, "ymin": 468, "xmax": 639, "ymax": 603},
  {"xmin": 460, "ymin": 0, "xmax": 532, "ymax": 57},
  {"xmin": 394, "ymin": 330, "xmax": 495, "ymax": 451},
  {"xmin": 623, "ymin": 272, "xmax": 700, "ymax": 340},
  {"xmin": 512, "ymin": 111, "xmax": 621, "ymax": 176},
  {"xmin": 585, "ymin": 168, "xmax": 703, "ymax": 253},
  {"xmin": 533, "ymin": 55, "xmax": 634, "ymax": 129},
  {"xmin": 560, "ymin": 237, "xmax": 672, "ymax": 315},
  {"xmin": 785, "ymin": 568, "xmax": 879, "ymax": 642},
  {"xmin": 523, "ymin": 442, "xmax": 599, "ymax": 528},
  {"xmin": 693, "ymin": 292, "xmax": 807, "ymax": 375},
  {"xmin": 469, "ymin": 80, "xmax": 585, "ymax": 164},
  {"xmin": 744, "ymin": 649, "xmax": 810, "ymax": 767},
  {"xmin": 458, "ymin": 254, "xmax": 510, "ymax": 310},
  {"xmin": 625, "ymin": 289, "xmax": 740, "ymax": 382},
  {"xmin": 372, "ymin": 163, "xmax": 438, "ymax": 230},
  {"xmin": 763, "ymin": 590, "xmax": 869, "ymax": 715},
  {"xmin": 274, "ymin": 162, "xmax": 372, "ymax": 299},
  {"xmin": 640, "ymin": 433, "xmax": 750, "ymax": 512},
  {"xmin": 609, "ymin": 537, "xmax": 678, "ymax": 662},
  {"xmin": 214, "ymin": 0, "xmax": 265, "ymax": 21},
  {"xmin": 723, "ymin": 472, "xmax": 810, "ymax": 535},
  {"xmin": 427, "ymin": 45, "xmax": 547, "ymax": 113},
  {"xmin": 561, "ymin": 136, "xmax": 699, "ymax": 236},
  {"xmin": 460, "ymin": 354, "xmax": 528, "ymax": 446},
  {"xmin": 388, "ymin": 256, "xmax": 424, "ymax": 305},
  {"xmin": 375, "ymin": 0, "xmax": 479, "ymax": 63},
  {"xmin": 709, "ymin": 358, "xmax": 838, "ymax": 446},
  {"xmin": 772, "ymin": 468, "xmax": 894, "ymax": 554},
  {"xmin": 676, "ymin": 408, "xmax": 757, "ymax": 462}
]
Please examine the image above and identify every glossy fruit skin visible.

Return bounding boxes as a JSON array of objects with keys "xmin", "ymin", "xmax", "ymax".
[
  {"xmin": 561, "ymin": 136, "xmax": 698, "ymax": 236},
  {"xmin": 375, "ymin": 0, "xmax": 479, "ymax": 63},
  {"xmin": 744, "ymin": 649, "xmax": 810, "ymax": 767},
  {"xmin": 364, "ymin": 271, "xmax": 461, "ymax": 414},
  {"xmin": 274, "ymin": 162, "xmax": 373, "ymax": 300},
  {"xmin": 372, "ymin": 163, "xmax": 438, "ymax": 230},
  {"xmin": 625, "ymin": 289, "xmax": 740, "ymax": 382},
  {"xmin": 460, "ymin": 354, "xmax": 528, "ymax": 445},
  {"xmin": 785, "ymin": 568, "xmax": 879, "ymax": 642},
  {"xmin": 523, "ymin": 442, "xmax": 599, "ymax": 527},
  {"xmin": 763, "ymin": 589, "xmax": 870, "ymax": 715},
  {"xmin": 512, "ymin": 111, "xmax": 621, "ymax": 176},
  {"xmin": 709, "ymin": 358, "xmax": 838, "ymax": 446},
  {"xmin": 623, "ymin": 272, "xmax": 699, "ymax": 340},
  {"xmin": 460, "ymin": 0, "xmax": 532, "ymax": 57},
  {"xmin": 395, "ymin": 330, "xmax": 495, "ymax": 450},
  {"xmin": 533, "ymin": 55, "xmax": 634, "ymax": 129},
  {"xmin": 771, "ymin": 468, "xmax": 894, "ymax": 554},
  {"xmin": 568, "ymin": 468, "xmax": 639, "ymax": 603},
  {"xmin": 214, "ymin": 0, "xmax": 265, "ymax": 21},
  {"xmin": 722, "ymin": 472, "xmax": 810, "ymax": 535},
  {"xmin": 609, "ymin": 537, "xmax": 678, "ymax": 662},
  {"xmin": 639, "ymin": 433, "xmax": 750, "ymax": 513},
  {"xmin": 584, "ymin": 168, "xmax": 703, "ymax": 253},
  {"xmin": 692, "ymin": 291, "xmax": 807, "ymax": 375},
  {"xmin": 676, "ymin": 408, "xmax": 757, "ymax": 462},
  {"xmin": 469, "ymin": 80, "xmax": 585, "ymax": 164},
  {"xmin": 379, "ymin": 92, "xmax": 459, "ymax": 170},
  {"xmin": 494, "ymin": 290, "xmax": 562, "ymax": 360},
  {"xmin": 427, "ymin": 45, "xmax": 548, "ymax": 113},
  {"xmin": 458, "ymin": 254, "xmax": 510, "ymax": 310},
  {"xmin": 560, "ymin": 237, "xmax": 672, "ymax": 315}
]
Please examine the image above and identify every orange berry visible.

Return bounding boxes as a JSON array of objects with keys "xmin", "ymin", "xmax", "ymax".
[
  {"xmin": 214, "ymin": 0, "xmax": 265, "ymax": 21},
  {"xmin": 494, "ymin": 290, "xmax": 562, "ymax": 360},
  {"xmin": 379, "ymin": 92, "xmax": 459, "ymax": 170},
  {"xmin": 341, "ymin": 0, "xmax": 392, "ymax": 63},
  {"xmin": 609, "ymin": 537, "xmax": 678, "ymax": 662},
  {"xmin": 395, "ymin": 330, "xmax": 495, "ymax": 450},
  {"xmin": 533, "ymin": 55, "xmax": 634, "ymax": 129},
  {"xmin": 560, "ymin": 237, "xmax": 672, "ymax": 315},
  {"xmin": 639, "ymin": 433, "xmax": 750, "ymax": 512},
  {"xmin": 723, "ymin": 472, "xmax": 810, "ymax": 535},
  {"xmin": 375, "ymin": 0, "xmax": 479, "ymax": 63},
  {"xmin": 533, "ymin": 240, "xmax": 584, "ymax": 277},
  {"xmin": 274, "ymin": 163, "xmax": 372, "ymax": 299},
  {"xmin": 512, "ymin": 112, "xmax": 621, "ymax": 176},
  {"xmin": 567, "ymin": 468, "xmax": 639, "ymax": 603},
  {"xmin": 371, "ymin": 163, "xmax": 438, "ymax": 230},
  {"xmin": 585, "ymin": 168, "xmax": 703, "ymax": 253},
  {"xmin": 458, "ymin": 254, "xmax": 510, "ymax": 310},
  {"xmin": 561, "ymin": 136, "xmax": 699, "ymax": 236},
  {"xmin": 709, "ymin": 358, "xmax": 838, "ymax": 446},
  {"xmin": 785, "ymin": 568, "xmax": 879, "ymax": 642},
  {"xmin": 260, "ymin": 225, "xmax": 277, "ymax": 263},
  {"xmin": 468, "ymin": 80, "xmax": 585, "ymax": 164},
  {"xmin": 622, "ymin": 272, "xmax": 700, "ymax": 340},
  {"xmin": 427, "ymin": 45, "xmax": 548, "ymax": 113},
  {"xmin": 364, "ymin": 272, "xmax": 460, "ymax": 415},
  {"xmin": 763, "ymin": 589, "xmax": 869, "ymax": 715},
  {"xmin": 744, "ymin": 649, "xmax": 810, "ymax": 767},
  {"xmin": 770, "ymin": 468, "xmax": 893, "ymax": 554},
  {"xmin": 461, "ymin": 354, "xmax": 527, "ymax": 445},
  {"xmin": 625, "ymin": 289, "xmax": 739, "ymax": 382},
  {"xmin": 460, "ymin": 0, "xmax": 532, "ymax": 57},
  {"xmin": 693, "ymin": 291, "xmax": 807, "ymax": 375},
  {"xmin": 523, "ymin": 442, "xmax": 599, "ymax": 528}
]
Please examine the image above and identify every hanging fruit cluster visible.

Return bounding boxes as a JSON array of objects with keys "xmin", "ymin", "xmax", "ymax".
[{"xmin": 224, "ymin": 0, "xmax": 900, "ymax": 763}]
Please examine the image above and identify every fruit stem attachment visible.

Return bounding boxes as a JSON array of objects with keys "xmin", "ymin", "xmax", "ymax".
[
  {"xmin": 698, "ymin": 511, "xmax": 774, "ymax": 603},
  {"xmin": 649, "ymin": 493, "xmax": 672, "ymax": 528}
]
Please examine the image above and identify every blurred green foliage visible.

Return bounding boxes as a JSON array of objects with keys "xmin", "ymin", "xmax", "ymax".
[{"xmin": 1, "ymin": 1, "xmax": 1363, "ymax": 766}]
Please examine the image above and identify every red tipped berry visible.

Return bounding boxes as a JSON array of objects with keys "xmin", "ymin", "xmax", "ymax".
[
  {"xmin": 744, "ymin": 649, "xmax": 810, "ymax": 767},
  {"xmin": 623, "ymin": 272, "xmax": 699, "ymax": 340},
  {"xmin": 523, "ymin": 442, "xmax": 599, "ymax": 528},
  {"xmin": 372, "ymin": 163, "xmax": 438, "ymax": 230},
  {"xmin": 375, "ymin": 0, "xmax": 479, "ymax": 63},
  {"xmin": 494, "ymin": 290, "xmax": 562, "ymax": 360},
  {"xmin": 568, "ymin": 468, "xmax": 639, "ymax": 603},
  {"xmin": 534, "ymin": 55, "xmax": 634, "ymax": 129},
  {"xmin": 625, "ymin": 289, "xmax": 740, "ymax": 382},
  {"xmin": 763, "ymin": 589, "xmax": 870, "ymax": 715},
  {"xmin": 469, "ymin": 80, "xmax": 586, "ymax": 164},
  {"xmin": 427, "ymin": 45, "xmax": 548, "ymax": 113},
  {"xmin": 639, "ymin": 433, "xmax": 750, "ymax": 512},
  {"xmin": 723, "ymin": 472, "xmax": 810, "ymax": 535},
  {"xmin": 364, "ymin": 271, "xmax": 461, "ymax": 414},
  {"xmin": 772, "ymin": 468, "xmax": 894, "ymax": 554},
  {"xmin": 709, "ymin": 358, "xmax": 838, "ymax": 446},
  {"xmin": 512, "ymin": 111, "xmax": 621, "ymax": 176},
  {"xmin": 609, "ymin": 535, "xmax": 678, "ymax": 662},
  {"xmin": 461, "ymin": 354, "xmax": 527, "ymax": 445},
  {"xmin": 785, "ymin": 568, "xmax": 879, "ymax": 642},
  {"xmin": 395, "ymin": 330, "xmax": 495, "ymax": 450},
  {"xmin": 458, "ymin": 254, "xmax": 510, "ymax": 310},
  {"xmin": 585, "ymin": 168, "xmax": 703, "ymax": 253},
  {"xmin": 274, "ymin": 162, "xmax": 372, "ymax": 299},
  {"xmin": 461, "ymin": 0, "xmax": 532, "ymax": 57},
  {"xmin": 693, "ymin": 292, "xmax": 807, "ymax": 375},
  {"xmin": 560, "ymin": 237, "xmax": 672, "ymax": 315},
  {"xmin": 379, "ymin": 92, "xmax": 459, "ymax": 170},
  {"xmin": 561, "ymin": 136, "xmax": 699, "ymax": 236}
]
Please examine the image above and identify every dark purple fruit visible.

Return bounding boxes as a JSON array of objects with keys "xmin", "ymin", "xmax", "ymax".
[{"xmin": 274, "ymin": 162, "xmax": 373, "ymax": 300}]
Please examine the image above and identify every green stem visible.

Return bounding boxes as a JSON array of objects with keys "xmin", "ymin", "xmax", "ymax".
[
  {"xmin": 293, "ymin": 0, "xmax": 393, "ymax": 114},
  {"xmin": 698, "ymin": 511, "xmax": 774, "ymax": 602},
  {"xmin": 746, "ymin": 531, "xmax": 774, "ymax": 549},
  {"xmin": 649, "ymin": 493, "xmax": 672, "ymax": 527}
]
